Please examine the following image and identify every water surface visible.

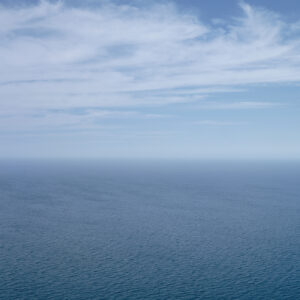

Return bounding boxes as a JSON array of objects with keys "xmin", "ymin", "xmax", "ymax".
[{"xmin": 0, "ymin": 160, "xmax": 299, "ymax": 299}]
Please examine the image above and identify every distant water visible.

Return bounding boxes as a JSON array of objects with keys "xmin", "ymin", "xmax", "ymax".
[{"xmin": 0, "ymin": 160, "xmax": 299, "ymax": 299}]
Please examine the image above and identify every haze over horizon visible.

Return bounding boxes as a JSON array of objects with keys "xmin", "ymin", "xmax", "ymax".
[{"xmin": 1, "ymin": 0, "xmax": 300, "ymax": 159}]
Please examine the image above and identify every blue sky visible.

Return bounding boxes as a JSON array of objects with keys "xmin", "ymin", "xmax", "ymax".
[{"xmin": 0, "ymin": 0, "xmax": 300, "ymax": 159}]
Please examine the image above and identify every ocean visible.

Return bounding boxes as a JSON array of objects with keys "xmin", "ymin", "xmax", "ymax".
[{"xmin": 0, "ymin": 160, "xmax": 299, "ymax": 299}]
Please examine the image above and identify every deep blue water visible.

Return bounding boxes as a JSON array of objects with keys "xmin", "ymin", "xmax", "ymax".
[{"xmin": 0, "ymin": 160, "xmax": 299, "ymax": 299}]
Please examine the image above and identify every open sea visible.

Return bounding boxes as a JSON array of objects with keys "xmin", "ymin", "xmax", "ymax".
[{"xmin": 0, "ymin": 160, "xmax": 299, "ymax": 299}]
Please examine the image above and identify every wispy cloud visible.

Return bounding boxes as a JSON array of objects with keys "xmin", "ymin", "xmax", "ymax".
[
  {"xmin": 194, "ymin": 120, "xmax": 247, "ymax": 126},
  {"xmin": 0, "ymin": 0, "xmax": 299, "ymax": 137},
  {"xmin": 195, "ymin": 101, "xmax": 282, "ymax": 110},
  {"xmin": 0, "ymin": 108, "xmax": 170, "ymax": 133},
  {"xmin": 1, "ymin": 2, "xmax": 300, "ymax": 109}
]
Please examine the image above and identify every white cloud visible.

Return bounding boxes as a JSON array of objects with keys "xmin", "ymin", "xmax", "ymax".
[
  {"xmin": 0, "ymin": 108, "xmax": 171, "ymax": 133},
  {"xmin": 0, "ymin": 1, "xmax": 299, "ymax": 131},
  {"xmin": 195, "ymin": 101, "xmax": 282, "ymax": 110},
  {"xmin": 194, "ymin": 120, "xmax": 246, "ymax": 126}
]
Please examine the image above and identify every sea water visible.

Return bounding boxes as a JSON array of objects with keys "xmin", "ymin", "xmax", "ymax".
[{"xmin": 0, "ymin": 160, "xmax": 299, "ymax": 299}]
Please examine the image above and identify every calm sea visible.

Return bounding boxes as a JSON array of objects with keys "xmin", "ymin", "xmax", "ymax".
[{"xmin": 0, "ymin": 160, "xmax": 299, "ymax": 299}]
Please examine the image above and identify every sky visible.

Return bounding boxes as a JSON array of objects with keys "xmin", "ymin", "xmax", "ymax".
[{"xmin": 0, "ymin": 0, "xmax": 300, "ymax": 159}]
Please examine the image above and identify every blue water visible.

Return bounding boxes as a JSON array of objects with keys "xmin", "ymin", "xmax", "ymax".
[{"xmin": 0, "ymin": 160, "xmax": 299, "ymax": 299}]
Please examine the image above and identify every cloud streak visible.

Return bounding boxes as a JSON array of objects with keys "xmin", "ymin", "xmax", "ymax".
[
  {"xmin": 194, "ymin": 120, "xmax": 246, "ymax": 126},
  {"xmin": 0, "ymin": 0, "xmax": 299, "ymax": 138},
  {"xmin": 195, "ymin": 101, "xmax": 282, "ymax": 110}
]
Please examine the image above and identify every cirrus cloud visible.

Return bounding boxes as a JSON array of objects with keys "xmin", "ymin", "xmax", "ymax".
[{"xmin": 0, "ymin": 0, "xmax": 300, "ymax": 135}]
